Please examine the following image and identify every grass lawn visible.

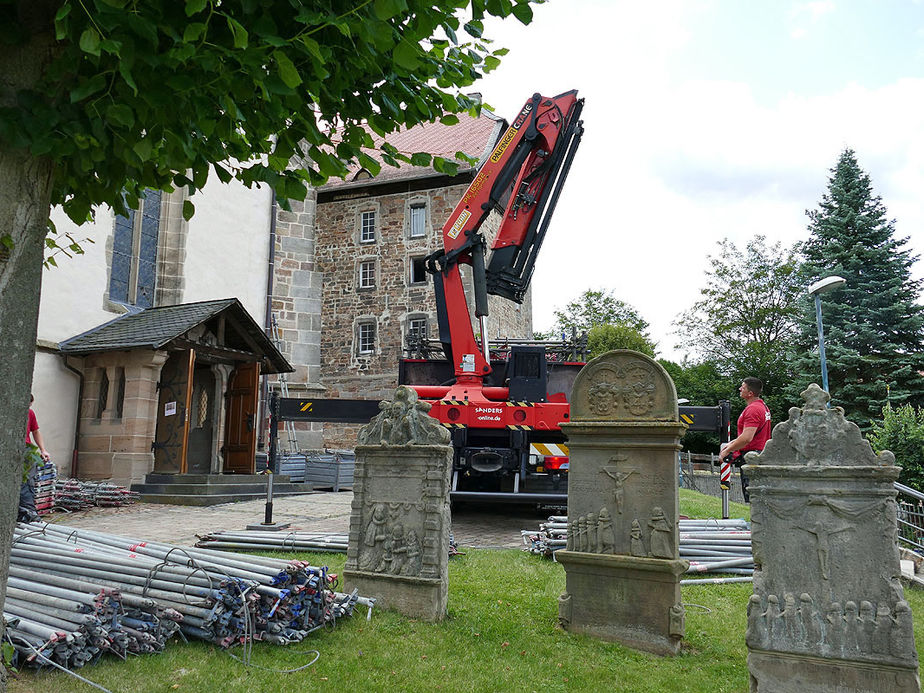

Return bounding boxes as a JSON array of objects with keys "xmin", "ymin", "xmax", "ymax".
[{"xmin": 8, "ymin": 491, "xmax": 923, "ymax": 692}]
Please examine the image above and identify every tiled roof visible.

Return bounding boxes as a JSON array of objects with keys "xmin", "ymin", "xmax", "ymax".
[
  {"xmin": 320, "ymin": 109, "xmax": 506, "ymax": 191},
  {"xmin": 59, "ymin": 298, "xmax": 293, "ymax": 373}
]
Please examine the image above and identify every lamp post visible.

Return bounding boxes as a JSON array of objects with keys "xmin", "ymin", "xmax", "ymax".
[{"xmin": 807, "ymin": 276, "xmax": 846, "ymax": 395}]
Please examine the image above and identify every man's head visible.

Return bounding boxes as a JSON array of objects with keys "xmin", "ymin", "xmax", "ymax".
[{"xmin": 739, "ymin": 377, "xmax": 763, "ymax": 399}]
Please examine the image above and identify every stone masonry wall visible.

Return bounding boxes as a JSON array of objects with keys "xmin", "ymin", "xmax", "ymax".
[{"xmin": 315, "ymin": 180, "xmax": 532, "ymax": 449}]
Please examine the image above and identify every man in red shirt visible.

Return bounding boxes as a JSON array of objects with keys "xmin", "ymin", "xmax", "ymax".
[{"xmin": 719, "ymin": 377, "xmax": 771, "ymax": 502}]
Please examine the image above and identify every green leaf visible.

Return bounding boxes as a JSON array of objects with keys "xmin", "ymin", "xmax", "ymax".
[
  {"xmin": 185, "ymin": 0, "xmax": 208, "ymax": 16},
  {"xmin": 393, "ymin": 39, "xmax": 421, "ymax": 70},
  {"xmin": 106, "ymin": 104, "xmax": 135, "ymax": 128},
  {"xmin": 213, "ymin": 163, "xmax": 233, "ymax": 184},
  {"xmin": 79, "ymin": 28, "xmax": 101, "ymax": 57},
  {"xmin": 374, "ymin": 0, "xmax": 406, "ymax": 20},
  {"xmin": 183, "ymin": 199, "xmax": 196, "ymax": 221},
  {"xmin": 484, "ymin": 55, "xmax": 501, "ymax": 71},
  {"xmin": 274, "ymin": 51, "xmax": 302, "ymax": 88},
  {"xmin": 118, "ymin": 62, "xmax": 138, "ymax": 94},
  {"xmin": 183, "ymin": 23, "xmax": 207, "ymax": 42},
  {"xmin": 300, "ymin": 35, "xmax": 324, "ymax": 63},
  {"xmin": 464, "ymin": 20, "xmax": 484, "ymax": 38},
  {"xmin": 226, "ymin": 16, "xmax": 249, "ymax": 49},
  {"xmin": 133, "ymin": 138, "xmax": 152, "ymax": 161},
  {"xmin": 70, "ymin": 74, "xmax": 107, "ymax": 103},
  {"xmin": 99, "ymin": 0, "xmax": 129, "ymax": 7},
  {"xmin": 410, "ymin": 152, "xmax": 432, "ymax": 167},
  {"xmin": 440, "ymin": 114, "xmax": 459, "ymax": 126},
  {"xmin": 54, "ymin": 4, "xmax": 72, "ymax": 39},
  {"xmin": 511, "ymin": 2, "xmax": 533, "ymax": 24}
]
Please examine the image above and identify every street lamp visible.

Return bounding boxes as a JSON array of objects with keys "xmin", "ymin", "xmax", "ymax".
[{"xmin": 807, "ymin": 275, "xmax": 847, "ymax": 395}]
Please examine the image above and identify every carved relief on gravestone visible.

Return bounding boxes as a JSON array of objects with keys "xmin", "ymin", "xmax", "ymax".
[
  {"xmin": 357, "ymin": 385, "xmax": 450, "ymax": 446},
  {"xmin": 745, "ymin": 383, "xmax": 919, "ymax": 690},
  {"xmin": 358, "ymin": 500, "xmax": 430, "ymax": 578},
  {"xmin": 570, "ymin": 350, "xmax": 678, "ymax": 422}
]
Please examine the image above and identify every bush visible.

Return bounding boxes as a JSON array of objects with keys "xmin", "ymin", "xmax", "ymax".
[{"xmin": 869, "ymin": 403, "xmax": 924, "ymax": 490}]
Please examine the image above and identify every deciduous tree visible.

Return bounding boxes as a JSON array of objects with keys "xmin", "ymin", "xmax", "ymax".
[
  {"xmin": 550, "ymin": 288, "xmax": 650, "ymax": 340},
  {"xmin": 0, "ymin": 2, "xmax": 536, "ymax": 682}
]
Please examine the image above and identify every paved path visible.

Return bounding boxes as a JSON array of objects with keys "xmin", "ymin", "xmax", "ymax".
[{"xmin": 46, "ymin": 492, "xmax": 550, "ymax": 550}]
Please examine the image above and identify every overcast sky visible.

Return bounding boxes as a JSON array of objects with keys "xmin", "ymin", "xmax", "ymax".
[{"xmin": 473, "ymin": 0, "xmax": 924, "ymax": 361}]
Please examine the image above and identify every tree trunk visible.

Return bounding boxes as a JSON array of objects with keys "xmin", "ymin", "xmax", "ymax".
[{"xmin": 0, "ymin": 4, "xmax": 58, "ymax": 687}]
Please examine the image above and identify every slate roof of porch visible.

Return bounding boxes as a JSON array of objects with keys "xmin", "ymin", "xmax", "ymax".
[{"xmin": 59, "ymin": 298, "xmax": 293, "ymax": 374}]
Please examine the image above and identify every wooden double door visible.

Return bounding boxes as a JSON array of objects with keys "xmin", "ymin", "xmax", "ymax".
[{"xmin": 152, "ymin": 350, "xmax": 259, "ymax": 474}]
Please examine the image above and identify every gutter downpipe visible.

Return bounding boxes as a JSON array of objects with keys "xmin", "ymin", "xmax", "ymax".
[
  {"xmin": 61, "ymin": 354, "xmax": 84, "ymax": 478},
  {"xmin": 258, "ymin": 189, "xmax": 278, "ymax": 451}
]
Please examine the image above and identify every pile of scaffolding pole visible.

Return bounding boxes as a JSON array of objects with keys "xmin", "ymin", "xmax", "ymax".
[
  {"xmin": 6, "ymin": 522, "xmax": 371, "ymax": 670},
  {"xmin": 678, "ymin": 519, "xmax": 753, "ymax": 585},
  {"xmin": 521, "ymin": 515, "xmax": 568, "ymax": 558},
  {"xmin": 52, "ymin": 478, "xmax": 140, "ymax": 511},
  {"xmin": 196, "ymin": 531, "xmax": 350, "ymax": 553}
]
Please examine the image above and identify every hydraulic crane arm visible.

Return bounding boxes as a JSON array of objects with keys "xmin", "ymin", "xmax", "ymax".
[{"xmin": 426, "ymin": 90, "xmax": 584, "ymax": 388}]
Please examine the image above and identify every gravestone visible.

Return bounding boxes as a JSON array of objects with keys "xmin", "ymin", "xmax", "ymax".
[
  {"xmin": 745, "ymin": 384, "xmax": 920, "ymax": 692},
  {"xmin": 556, "ymin": 350, "xmax": 689, "ymax": 655},
  {"xmin": 343, "ymin": 386, "xmax": 453, "ymax": 621}
]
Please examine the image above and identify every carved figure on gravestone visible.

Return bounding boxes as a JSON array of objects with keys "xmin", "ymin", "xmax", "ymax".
[
  {"xmin": 577, "ymin": 516, "xmax": 588, "ymax": 552},
  {"xmin": 361, "ymin": 503, "xmax": 388, "ymax": 570},
  {"xmin": 891, "ymin": 601, "xmax": 915, "ymax": 660},
  {"xmin": 669, "ymin": 604, "xmax": 685, "ymax": 637},
  {"xmin": 566, "ymin": 520, "xmax": 575, "ymax": 551},
  {"xmin": 782, "ymin": 593, "xmax": 801, "ymax": 643},
  {"xmin": 824, "ymin": 602, "xmax": 844, "ymax": 654},
  {"xmin": 873, "ymin": 604, "xmax": 892, "ymax": 655},
  {"xmin": 802, "ymin": 516, "xmax": 851, "ymax": 580},
  {"xmin": 858, "ymin": 601, "xmax": 876, "ymax": 653},
  {"xmin": 357, "ymin": 386, "xmax": 450, "ymax": 446},
  {"xmin": 890, "ymin": 576, "xmax": 906, "ymax": 607},
  {"xmin": 388, "ymin": 524, "xmax": 406, "ymax": 575},
  {"xmin": 586, "ymin": 511, "xmax": 598, "ymax": 553},
  {"xmin": 375, "ymin": 523, "xmax": 396, "ymax": 573},
  {"xmin": 765, "ymin": 595, "xmax": 783, "ymax": 647},
  {"xmin": 799, "ymin": 593, "xmax": 822, "ymax": 649},
  {"xmin": 843, "ymin": 601, "xmax": 859, "ymax": 653},
  {"xmin": 601, "ymin": 466, "xmax": 634, "ymax": 514},
  {"xmin": 630, "ymin": 519, "xmax": 646, "ymax": 557},
  {"xmin": 597, "ymin": 508, "xmax": 615, "ymax": 554},
  {"xmin": 400, "ymin": 529, "xmax": 421, "ymax": 576},
  {"xmin": 558, "ymin": 593, "xmax": 572, "ymax": 627},
  {"xmin": 648, "ymin": 507, "xmax": 673, "ymax": 558},
  {"xmin": 747, "ymin": 595, "xmax": 769, "ymax": 650}
]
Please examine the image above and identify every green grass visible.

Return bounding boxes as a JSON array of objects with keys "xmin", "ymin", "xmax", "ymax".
[
  {"xmin": 679, "ymin": 488, "xmax": 750, "ymax": 521},
  {"xmin": 9, "ymin": 492, "xmax": 923, "ymax": 692}
]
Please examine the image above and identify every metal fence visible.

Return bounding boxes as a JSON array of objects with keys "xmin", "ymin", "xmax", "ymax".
[
  {"xmin": 896, "ymin": 482, "xmax": 924, "ymax": 552},
  {"xmin": 678, "ymin": 452, "xmax": 747, "ymax": 505}
]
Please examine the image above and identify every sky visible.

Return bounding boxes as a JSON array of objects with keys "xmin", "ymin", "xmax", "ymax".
[{"xmin": 472, "ymin": 0, "xmax": 924, "ymax": 361}]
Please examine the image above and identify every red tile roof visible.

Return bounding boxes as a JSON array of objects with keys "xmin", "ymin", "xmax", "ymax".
[{"xmin": 320, "ymin": 109, "xmax": 506, "ymax": 190}]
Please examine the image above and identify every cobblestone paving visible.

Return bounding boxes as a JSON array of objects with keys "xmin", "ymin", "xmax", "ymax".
[{"xmin": 45, "ymin": 492, "xmax": 552, "ymax": 550}]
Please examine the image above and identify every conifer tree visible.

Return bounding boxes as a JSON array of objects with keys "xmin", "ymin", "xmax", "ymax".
[{"xmin": 795, "ymin": 149, "xmax": 924, "ymax": 429}]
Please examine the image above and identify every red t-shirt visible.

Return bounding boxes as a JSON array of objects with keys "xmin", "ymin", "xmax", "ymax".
[
  {"xmin": 737, "ymin": 398, "xmax": 771, "ymax": 455},
  {"xmin": 26, "ymin": 409, "xmax": 38, "ymax": 445}
]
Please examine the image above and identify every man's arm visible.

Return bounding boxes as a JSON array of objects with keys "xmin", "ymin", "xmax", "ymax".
[
  {"xmin": 719, "ymin": 426, "xmax": 757, "ymax": 459},
  {"xmin": 32, "ymin": 429, "xmax": 50, "ymax": 461}
]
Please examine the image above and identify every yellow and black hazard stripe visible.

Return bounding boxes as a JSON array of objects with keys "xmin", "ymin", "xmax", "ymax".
[
  {"xmin": 680, "ymin": 413, "xmax": 694, "ymax": 425},
  {"xmin": 530, "ymin": 443, "xmax": 570, "ymax": 457},
  {"xmin": 441, "ymin": 399, "xmax": 466, "ymax": 406},
  {"xmin": 505, "ymin": 401, "xmax": 534, "ymax": 407},
  {"xmin": 506, "ymin": 424, "xmax": 533, "ymax": 431},
  {"xmin": 441, "ymin": 423, "xmax": 466, "ymax": 428}
]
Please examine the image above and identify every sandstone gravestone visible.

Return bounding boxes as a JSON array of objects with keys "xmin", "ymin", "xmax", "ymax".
[
  {"xmin": 343, "ymin": 386, "xmax": 452, "ymax": 621},
  {"xmin": 745, "ymin": 384, "xmax": 920, "ymax": 692},
  {"xmin": 556, "ymin": 350, "xmax": 688, "ymax": 655}
]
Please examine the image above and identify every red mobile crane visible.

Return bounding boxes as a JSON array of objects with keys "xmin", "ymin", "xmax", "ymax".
[{"xmin": 399, "ymin": 90, "xmax": 585, "ymax": 502}]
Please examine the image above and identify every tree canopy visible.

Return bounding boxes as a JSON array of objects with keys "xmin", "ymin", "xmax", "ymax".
[
  {"xmin": 673, "ymin": 235, "xmax": 802, "ymax": 412},
  {"xmin": 792, "ymin": 148, "xmax": 924, "ymax": 429},
  {"xmin": 550, "ymin": 288, "xmax": 651, "ymax": 340}
]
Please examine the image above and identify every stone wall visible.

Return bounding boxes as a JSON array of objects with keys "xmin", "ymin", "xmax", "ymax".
[{"xmin": 315, "ymin": 179, "xmax": 532, "ymax": 449}]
